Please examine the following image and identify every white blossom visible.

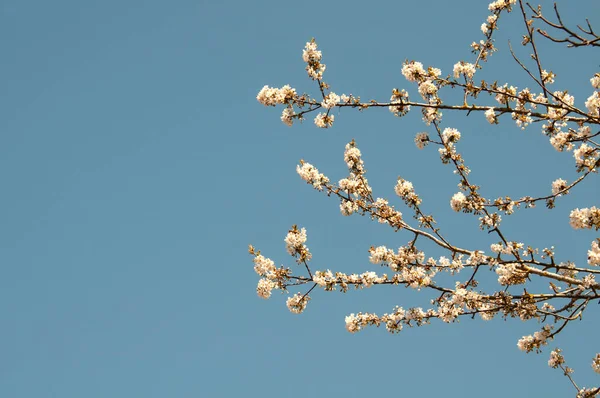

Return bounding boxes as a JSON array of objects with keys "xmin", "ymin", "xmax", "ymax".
[
  {"xmin": 340, "ymin": 199, "xmax": 359, "ymax": 216},
  {"xmin": 437, "ymin": 301, "xmax": 463, "ymax": 323},
  {"xmin": 281, "ymin": 107, "xmax": 294, "ymax": 126},
  {"xmin": 297, "ymin": 161, "xmax": 330, "ymax": 190},
  {"xmin": 345, "ymin": 313, "xmax": 361, "ymax": 333},
  {"xmin": 496, "ymin": 263, "xmax": 528, "ymax": 285},
  {"xmin": 314, "ymin": 112, "xmax": 334, "ymax": 128},
  {"xmin": 401, "ymin": 61, "xmax": 426, "ymax": 82},
  {"xmin": 418, "ymin": 80, "xmax": 438, "ymax": 99},
  {"xmin": 313, "ymin": 269, "xmax": 334, "ymax": 288},
  {"xmin": 256, "ymin": 85, "xmax": 297, "ymax": 106},
  {"xmin": 389, "ymin": 89, "xmax": 410, "ymax": 117},
  {"xmin": 303, "ymin": 40, "xmax": 326, "ymax": 80},
  {"xmin": 580, "ymin": 274, "xmax": 596, "ymax": 289},
  {"xmin": 495, "ymin": 84, "xmax": 517, "ymax": 104},
  {"xmin": 551, "ymin": 178, "xmax": 568, "ymax": 195},
  {"xmin": 548, "ymin": 349, "xmax": 564, "ymax": 368},
  {"xmin": 257, "ymin": 278, "xmax": 276, "ymax": 299},
  {"xmin": 573, "ymin": 143, "xmax": 599, "ymax": 168},
  {"xmin": 570, "ymin": 207, "xmax": 600, "ymax": 230},
  {"xmin": 442, "ymin": 128, "xmax": 461, "ymax": 144},
  {"xmin": 541, "ymin": 70, "xmax": 555, "ymax": 84},
  {"xmin": 591, "ymin": 73, "xmax": 600, "ymax": 89},
  {"xmin": 321, "ymin": 92, "xmax": 340, "ymax": 110},
  {"xmin": 422, "ymin": 107, "xmax": 441, "ymax": 125},
  {"xmin": 302, "ymin": 41, "xmax": 321, "ymax": 63},
  {"xmin": 488, "ymin": 0, "xmax": 516, "ymax": 12},
  {"xmin": 548, "ymin": 91, "xmax": 574, "ymax": 120},
  {"xmin": 395, "ymin": 179, "xmax": 414, "ymax": 198},
  {"xmin": 286, "ymin": 293, "xmax": 310, "ymax": 314},
  {"xmin": 414, "ymin": 132, "xmax": 429, "ymax": 149},
  {"xmin": 588, "ymin": 240, "xmax": 600, "ymax": 266},
  {"xmin": 284, "ymin": 227, "xmax": 308, "ymax": 256},
  {"xmin": 369, "ymin": 246, "xmax": 394, "ymax": 264},
  {"xmin": 577, "ymin": 125, "xmax": 591, "ymax": 138},
  {"xmin": 549, "ymin": 132, "xmax": 573, "ymax": 152},
  {"xmin": 485, "ymin": 107, "xmax": 497, "ymax": 124},
  {"xmin": 585, "ymin": 91, "xmax": 600, "ymax": 117},
  {"xmin": 517, "ymin": 325, "xmax": 552, "ymax": 353},
  {"xmin": 450, "ymin": 192, "xmax": 467, "ymax": 212},
  {"xmin": 453, "ymin": 61, "xmax": 476, "ymax": 79},
  {"xmin": 592, "ymin": 354, "xmax": 600, "ymax": 374},
  {"xmin": 490, "ymin": 243, "xmax": 503, "ymax": 253},
  {"xmin": 253, "ymin": 255, "xmax": 276, "ymax": 276}
]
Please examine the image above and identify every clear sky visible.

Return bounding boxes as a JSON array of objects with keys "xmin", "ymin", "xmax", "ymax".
[{"xmin": 1, "ymin": 0, "xmax": 599, "ymax": 397}]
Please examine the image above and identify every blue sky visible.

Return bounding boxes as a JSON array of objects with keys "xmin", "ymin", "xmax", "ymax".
[{"xmin": 1, "ymin": 0, "xmax": 599, "ymax": 397}]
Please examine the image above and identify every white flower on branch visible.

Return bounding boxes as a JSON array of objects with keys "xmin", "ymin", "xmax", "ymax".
[
  {"xmin": 418, "ymin": 80, "xmax": 438, "ymax": 99},
  {"xmin": 453, "ymin": 61, "xmax": 476, "ymax": 80},
  {"xmin": 573, "ymin": 143, "xmax": 599, "ymax": 170},
  {"xmin": 280, "ymin": 107, "xmax": 295, "ymax": 126},
  {"xmin": 481, "ymin": 14, "xmax": 498, "ymax": 35},
  {"xmin": 450, "ymin": 192, "xmax": 467, "ymax": 212},
  {"xmin": 257, "ymin": 278, "xmax": 276, "ymax": 299},
  {"xmin": 577, "ymin": 388, "xmax": 599, "ymax": 398},
  {"xmin": 256, "ymin": 85, "xmax": 297, "ymax": 106},
  {"xmin": 517, "ymin": 325, "xmax": 552, "ymax": 353},
  {"xmin": 437, "ymin": 300, "xmax": 463, "ymax": 323},
  {"xmin": 580, "ymin": 274, "xmax": 596, "ymax": 290},
  {"xmin": 479, "ymin": 213, "xmax": 501, "ymax": 229},
  {"xmin": 321, "ymin": 92, "xmax": 340, "ymax": 110},
  {"xmin": 339, "ymin": 199, "xmax": 359, "ymax": 216},
  {"xmin": 422, "ymin": 106, "xmax": 441, "ymax": 125},
  {"xmin": 286, "ymin": 293, "xmax": 310, "ymax": 314},
  {"xmin": 442, "ymin": 128, "xmax": 461, "ymax": 144},
  {"xmin": 302, "ymin": 40, "xmax": 321, "ymax": 63},
  {"xmin": 541, "ymin": 70, "xmax": 555, "ymax": 85},
  {"xmin": 591, "ymin": 73, "xmax": 600, "ymax": 89},
  {"xmin": 284, "ymin": 225, "xmax": 310, "ymax": 260},
  {"xmin": 570, "ymin": 207, "xmax": 600, "ymax": 230},
  {"xmin": 548, "ymin": 349, "xmax": 565, "ymax": 368},
  {"xmin": 495, "ymin": 84, "xmax": 517, "ymax": 104},
  {"xmin": 395, "ymin": 178, "xmax": 422, "ymax": 206},
  {"xmin": 401, "ymin": 61, "xmax": 426, "ymax": 82},
  {"xmin": 496, "ymin": 263, "xmax": 528, "ymax": 285},
  {"xmin": 585, "ymin": 91, "xmax": 600, "ymax": 118},
  {"xmin": 314, "ymin": 112, "xmax": 334, "ymax": 128},
  {"xmin": 551, "ymin": 178, "xmax": 568, "ymax": 195},
  {"xmin": 389, "ymin": 89, "xmax": 410, "ymax": 118},
  {"xmin": 549, "ymin": 132, "xmax": 573, "ymax": 152},
  {"xmin": 313, "ymin": 269, "xmax": 335, "ymax": 289},
  {"xmin": 369, "ymin": 245, "xmax": 395, "ymax": 264},
  {"xmin": 490, "ymin": 243, "xmax": 502, "ymax": 253},
  {"xmin": 401, "ymin": 267, "xmax": 432, "ymax": 289},
  {"xmin": 296, "ymin": 160, "xmax": 330, "ymax": 190},
  {"xmin": 578, "ymin": 125, "xmax": 591, "ymax": 138},
  {"xmin": 548, "ymin": 91, "xmax": 574, "ymax": 120},
  {"xmin": 343, "ymin": 141, "xmax": 364, "ymax": 171},
  {"xmin": 592, "ymin": 354, "xmax": 600, "ymax": 374},
  {"xmin": 253, "ymin": 254, "xmax": 276, "ymax": 277},
  {"xmin": 303, "ymin": 40, "xmax": 326, "ymax": 80},
  {"xmin": 488, "ymin": 0, "xmax": 516, "ymax": 12},
  {"xmin": 414, "ymin": 132, "xmax": 429, "ymax": 149},
  {"xmin": 485, "ymin": 107, "xmax": 497, "ymax": 124},
  {"xmin": 589, "ymin": 240, "xmax": 600, "ymax": 266}
]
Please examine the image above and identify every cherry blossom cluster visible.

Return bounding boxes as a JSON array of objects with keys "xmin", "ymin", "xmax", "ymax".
[{"xmin": 517, "ymin": 325, "xmax": 553, "ymax": 353}]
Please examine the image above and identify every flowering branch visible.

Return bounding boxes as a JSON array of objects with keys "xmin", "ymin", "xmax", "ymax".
[{"xmin": 252, "ymin": 0, "xmax": 599, "ymax": 395}]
